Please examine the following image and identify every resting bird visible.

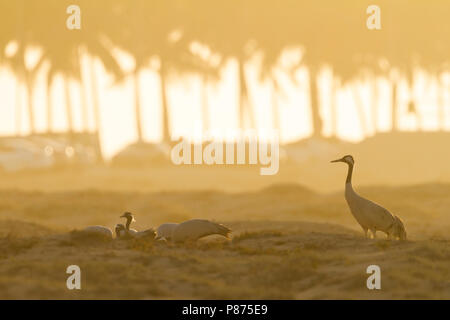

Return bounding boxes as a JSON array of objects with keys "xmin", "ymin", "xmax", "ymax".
[
  {"xmin": 156, "ymin": 219, "xmax": 231, "ymax": 242},
  {"xmin": 155, "ymin": 223, "xmax": 179, "ymax": 241},
  {"xmin": 82, "ymin": 225, "xmax": 113, "ymax": 239},
  {"xmin": 120, "ymin": 212, "xmax": 138, "ymax": 234},
  {"xmin": 118, "ymin": 212, "xmax": 155, "ymax": 239},
  {"xmin": 115, "ymin": 224, "xmax": 128, "ymax": 239},
  {"xmin": 331, "ymin": 155, "xmax": 406, "ymax": 240}
]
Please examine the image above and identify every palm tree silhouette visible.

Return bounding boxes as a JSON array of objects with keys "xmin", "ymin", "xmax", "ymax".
[
  {"xmin": 2, "ymin": 0, "xmax": 40, "ymax": 134},
  {"xmin": 31, "ymin": 1, "xmax": 123, "ymax": 135}
]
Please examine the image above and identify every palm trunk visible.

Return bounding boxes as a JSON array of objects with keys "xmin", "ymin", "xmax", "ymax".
[
  {"xmin": 80, "ymin": 81, "xmax": 89, "ymax": 133},
  {"xmin": 352, "ymin": 83, "xmax": 369, "ymax": 137},
  {"xmin": 79, "ymin": 71, "xmax": 89, "ymax": 133},
  {"xmin": 160, "ymin": 61, "xmax": 171, "ymax": 143},
  {"xmin": 89, "ymin": 56, "xmax": 101, "ymax": 134},
  {"xmin": 308, "ymin": 66, "xmax": 323, "ymax": 137},
  {"xmin": 63, "ymin": 75, "xmax": 74, "ymax": 133},
  {"xmin": 410, "ymin": 79, "xmax": 421, "ymax": 131},
  {"xmin": 409, "ymin": 100, "xmax": 421, "ymax": 131},
  {"xmin": 15, "ymin": 2, "xmax": 24, "ymax": 135},
  {"xmin": 15, "ymin": 78, "xmax": 22, "ymax": 135},
  {"xmin": 329, "ymin": 77, "xmax": 338, "ymax": 136},
  {"xmin": 47, "ymin": 79, "xmax": 53, "ymax": 133},
  {"xmin": 202, "ymin": 74, "xmax": 209, "ymax": 135},
  {"xmin": 133, "ymin": 70, "xmax": 144, "ymax": 142},
  {"xmin": 438, "ymin": 79, "xmax": 445, "ymax": 130},
  {"xmin": 271, "ymin": 77, "xmax": 280, "ymax": 132},
  {"xmin": 78, "ymin": 46, "xmax": 89, "ymax": 133},
  {"xmin": 391, "ymin": 80, "xmax": 398, "ymax": 132},
  {"xmin": 238, "ymin": 59, "xmax": 254, "ymax": 130},
  {"xmin": 25, "ymin": 72, "xmax": 35, "ymax": 135},
  {"xmin": 371, "ymin": 78, "xmax": 378, "ymax": 133},
  {"xmin": 87, "ymin": 56, "xmax": 103, "ymax": 162}
]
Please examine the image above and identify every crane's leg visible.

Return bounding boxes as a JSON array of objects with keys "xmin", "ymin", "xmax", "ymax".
[{"xmin": 371, "ymin": 229, "xmax": 377, "ymax": 239}]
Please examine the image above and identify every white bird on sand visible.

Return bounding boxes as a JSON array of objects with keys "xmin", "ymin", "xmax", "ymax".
[
  {"xmin": 156, "ymin": 219, "xmax": 231, "ymax": 242},
  {"xmin": 155, "ymin": 223, "xmax": 178, "ymax": 240},
  {"xmin": 82, "ymin": 225, "xmax": 113, "ymax": 239},
  {"xmin": 331, "ymin": 155, "xmax": 406, "ymax": 240},
  {"xmin": 118, "ymin": 212, "xmax": 155, "ymax": 239}
]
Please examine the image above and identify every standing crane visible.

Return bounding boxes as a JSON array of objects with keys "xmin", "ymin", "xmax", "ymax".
[{"xmin": 331, "ymin": 155, "xmax": 406, "ymax": 240}]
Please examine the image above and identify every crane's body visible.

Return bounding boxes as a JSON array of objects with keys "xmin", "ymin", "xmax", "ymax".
[
  {"xmin": 332, "ymin": 155, "xmax": 406, "ymax": 240},
  {"xmin": 156, "ymin": 223, "xmax": 179, "ymax": 241},
  {"xmin": 83, "ymin": 225, "xmax": 113, "ymax": 239},
  {"xmin": 115, "ymin": 223, "xmax": 155, "ymax": 239},
  {"xmin": 118, "ymin": 212, "xmax": 155, "ymax": 239},
  {"xmin": 156, "ymin": 219, "xmax": 231, "ymax": 242},
  {"xmin": 345, "ymin": 183, "xmax": 396, "ymax": 238}
]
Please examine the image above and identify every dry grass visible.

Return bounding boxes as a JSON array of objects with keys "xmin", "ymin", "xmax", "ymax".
[
  {"xmin": 2, "ymin": 132, "xmax": 450, "ymax": 299},
  {"xmin": 0, "ymin": 182, "xmax": 449, "ymax": 299}
]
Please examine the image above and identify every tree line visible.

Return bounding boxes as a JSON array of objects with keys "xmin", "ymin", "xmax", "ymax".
[{"xmin": 1, "ymin": 0, "xmax": 449, "ymax": 143}]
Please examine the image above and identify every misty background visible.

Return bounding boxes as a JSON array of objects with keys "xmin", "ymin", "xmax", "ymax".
[{"xmin": 0, "ymin": 0, "xmax": 450, "ymax": 191}]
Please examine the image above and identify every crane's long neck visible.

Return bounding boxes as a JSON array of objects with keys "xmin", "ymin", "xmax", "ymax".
[
  {"xmin": 346, "ymin": 162, "xmax": 354, "ymax": 185},
  {"xmin": 126, "ymin": 217, "xmax": 132, "ymax": 230}
]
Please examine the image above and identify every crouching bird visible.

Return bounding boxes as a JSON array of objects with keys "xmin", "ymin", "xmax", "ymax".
[
  {"xmin": 331, "ymin": 155, "xmax": 406, "ymax": 240},
  {"xmin": 81, "ymin": 225, "xmax": 113, "ymax": 239},
  {"xmin": 117, "ymin": 212, "xmax": 155, "ymax": 239},
  {"xmin": 156, "ymin": 219, "xmax": 231, "ymax": 242}
]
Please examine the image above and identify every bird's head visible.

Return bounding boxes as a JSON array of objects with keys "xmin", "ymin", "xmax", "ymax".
[
  {"xmin": 331, "ymin": 155, "xmax": 354, "ymax": 166},
  {"xmin": 393, "ymin": 216, "xmax": 407, "ymax": 241},
  {"xmin": 120, "ymin": 211, "xmax": 135, "ymax": 222}
]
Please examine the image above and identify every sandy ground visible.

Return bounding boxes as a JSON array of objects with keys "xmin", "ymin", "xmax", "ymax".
[
  {"xmin": 2, "ymin": 133, "xmax": 450, "ymax": 299},
  {"xmin": 0, "ymin": 183, "xmax": 449, "ymax": 299}
]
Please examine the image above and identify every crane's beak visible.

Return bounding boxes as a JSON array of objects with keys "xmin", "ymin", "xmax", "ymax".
[
  {"xmin": 120, "ymin": 214, "xmax": 126, "ymax": 218},
  {"xmin": 331, "ymin": 158, "xmax": 344, "ymax": 163}
]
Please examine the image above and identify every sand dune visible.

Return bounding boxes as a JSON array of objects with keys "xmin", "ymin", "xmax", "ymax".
[{"xmin": 0, "ymin": 183, "xmax": 449, "ymax": 299}]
